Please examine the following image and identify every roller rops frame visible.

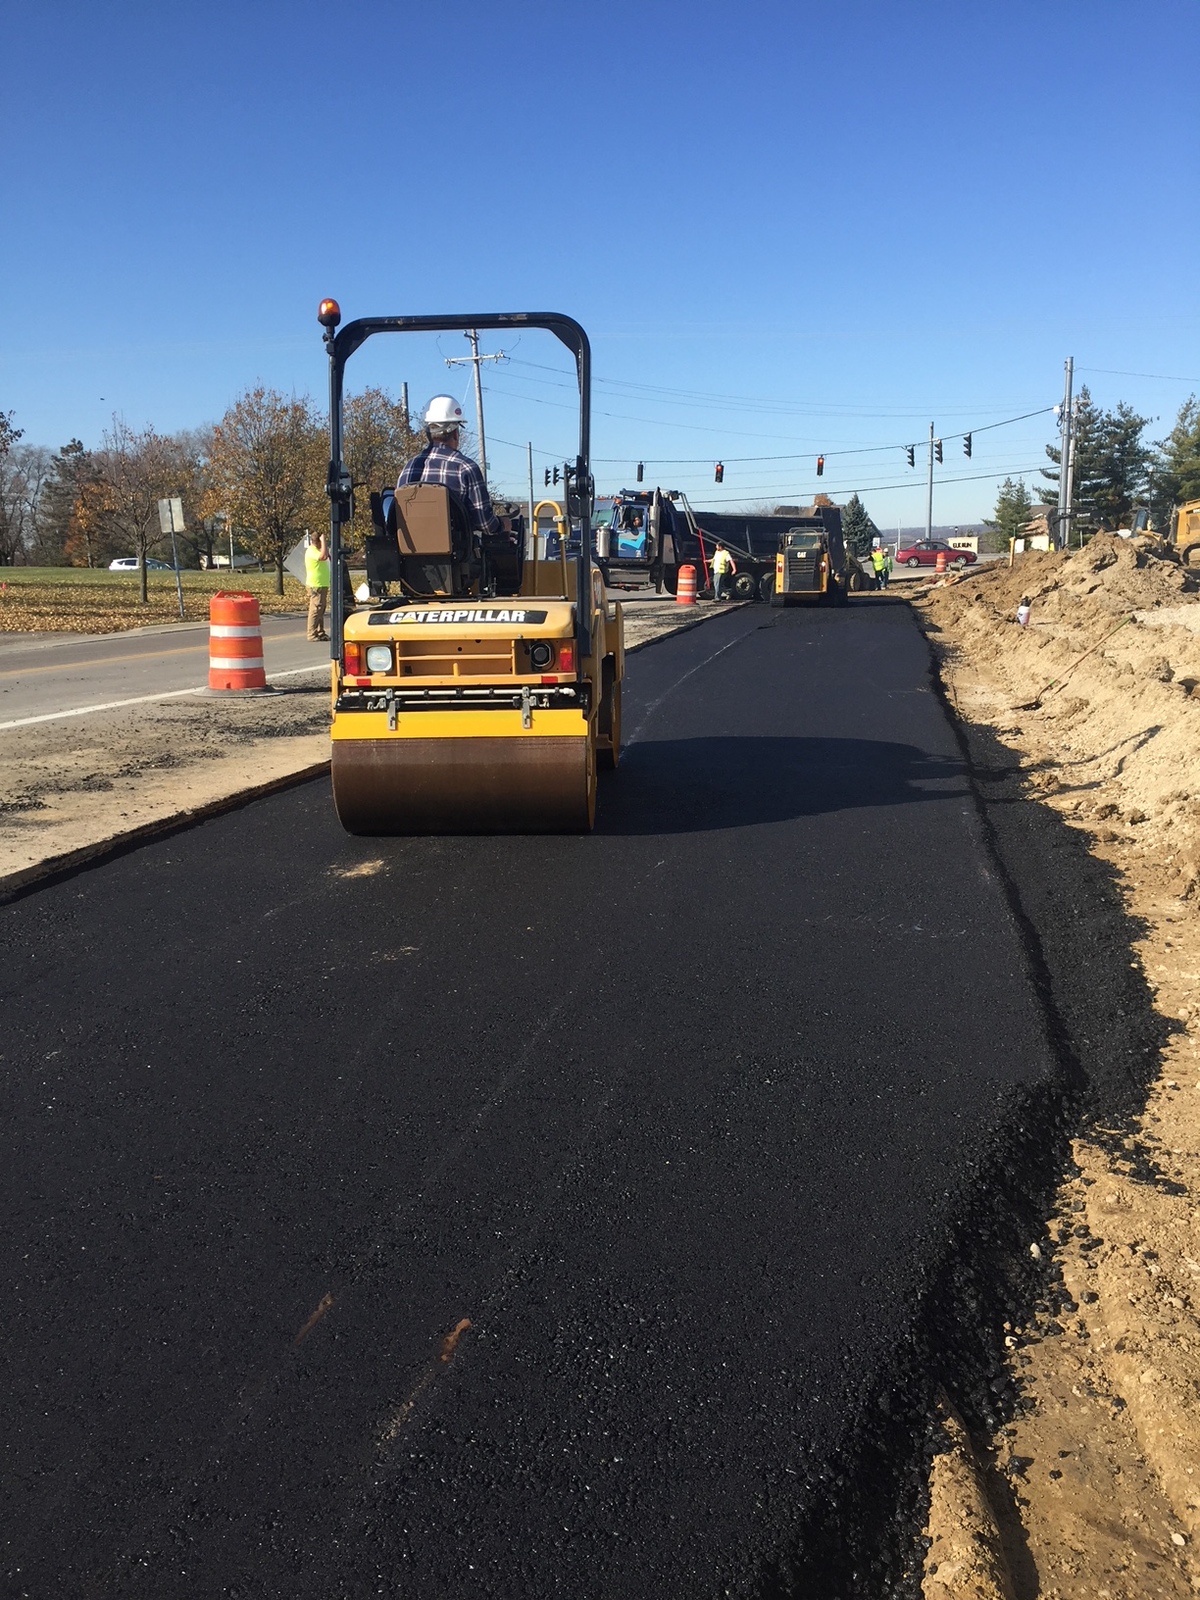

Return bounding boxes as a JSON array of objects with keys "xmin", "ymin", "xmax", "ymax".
[{"xmin": 317, "ymin": 303, "xmax": 595, "ymax": 655}]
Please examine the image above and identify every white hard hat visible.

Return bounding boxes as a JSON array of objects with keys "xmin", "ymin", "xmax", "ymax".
[{"xmin": 424, "ymin": 394, "xmax": 466, "ymax": 429}]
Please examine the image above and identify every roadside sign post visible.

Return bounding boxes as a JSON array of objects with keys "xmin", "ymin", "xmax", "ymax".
[{"xmin": 157, "ymin": 497, "xmax": 186, "ymax": 619}]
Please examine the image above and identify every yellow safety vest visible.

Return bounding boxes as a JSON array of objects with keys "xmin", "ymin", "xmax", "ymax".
[{"xmin": 305, "ymin": 544, "xmax": 330, "ymax": 588}]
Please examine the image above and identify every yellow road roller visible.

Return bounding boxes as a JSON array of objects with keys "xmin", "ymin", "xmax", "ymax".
[{"xmin": 317, "ymin": 303, "xmax": 622, "ymax": 834}]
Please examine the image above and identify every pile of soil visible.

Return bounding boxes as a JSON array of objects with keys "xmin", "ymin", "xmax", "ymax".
[{"xmin": 917, "ymin": 537, "xmax": 1200, "ymax": 1596}]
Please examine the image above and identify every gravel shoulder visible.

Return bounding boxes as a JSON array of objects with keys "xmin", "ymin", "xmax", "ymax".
[
  {"xmin": 0, "ymin": 597, "xmax": 736, "ymax": 897},
  {"xmin": 916, "ymin": 536, "xmax": 1200, "ymax": 1597}
]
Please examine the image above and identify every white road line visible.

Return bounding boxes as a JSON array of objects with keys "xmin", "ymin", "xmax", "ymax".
[{"xmin": 0, "ymin": 663, "xmax": 329, "ymax": 731}]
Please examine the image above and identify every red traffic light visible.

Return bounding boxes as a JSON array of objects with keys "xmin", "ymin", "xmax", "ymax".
[
  {"xmin": 816, "ymin": 455, "xmax": 825, "ymax": 476},
  {"xmin": 317, "ymin": 298, "xmax": 342, "ymax": 329},
  {"xmin": 714, "ymin": 462, "xmax": 724, "ymax": 483}
]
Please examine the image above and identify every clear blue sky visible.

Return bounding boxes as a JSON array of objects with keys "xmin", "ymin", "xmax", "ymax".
[{"xmin": 3, "ymin": 0, "xmax": 1198, "ymax": 527}]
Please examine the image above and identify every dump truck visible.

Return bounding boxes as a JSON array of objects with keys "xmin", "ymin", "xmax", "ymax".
[
  {"xmin": 593, "ymin": 488, "xmax": 677, "ymax": 591},
  {"xmin": 317, "ymin": 302, "xmax": 622, "ymax": 834},
  {"xmin": 674, "ymin": 502, "xmax": 855, "ymax": 603}
]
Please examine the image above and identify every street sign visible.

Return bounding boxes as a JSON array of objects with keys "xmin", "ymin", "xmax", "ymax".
[
  {"xmin": 156, "ymin": 497, "xmax": 187, "ymax": 618},
  {"xmin": 157, "ymin": 497, "xmax": 185, "ymax": 535}
]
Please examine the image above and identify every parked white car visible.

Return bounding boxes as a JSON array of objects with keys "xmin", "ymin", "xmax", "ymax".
[{"xmin": 109, "ymin": 556, "xmax": 172, "ymax": 571}]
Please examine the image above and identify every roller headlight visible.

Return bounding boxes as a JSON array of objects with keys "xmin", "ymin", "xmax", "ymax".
[
  {"xmin": 528, "ymin": 641, "xmax": 554, "ymax": 670},
  {"xmin": 365, "ymin": 645, "xmax": 393, "ymax": 673}
]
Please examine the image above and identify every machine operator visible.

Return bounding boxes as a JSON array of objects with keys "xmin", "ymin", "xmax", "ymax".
[{"xmin": 396, "ymin": 395, "xmax": 512, "ymax": 536}]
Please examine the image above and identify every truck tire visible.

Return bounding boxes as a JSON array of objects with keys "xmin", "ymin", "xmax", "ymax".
[
  {"xmin": 732, "ymin": 571, "xmax": 758, "ymax": 601},
  {"xmin": 759, "ymin": 571, "xmax": 776, "ymax": 603},
  {"xmin": 598, "ymin": 664, "xmax": 621, "ymax": 770}
]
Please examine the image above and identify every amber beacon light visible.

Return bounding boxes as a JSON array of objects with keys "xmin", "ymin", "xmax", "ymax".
[{"xmin": 317, "ymin": 298, "xmax": 342, "ymax": 328}]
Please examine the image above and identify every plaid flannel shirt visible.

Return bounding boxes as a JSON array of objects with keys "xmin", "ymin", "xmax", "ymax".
[{"xmin": 396, "ymin": 444, "xmax": 500, "ymax": 535}]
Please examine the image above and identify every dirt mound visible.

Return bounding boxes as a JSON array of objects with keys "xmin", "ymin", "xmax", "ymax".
[{"xmin": 917, "ymin": 540, "xmax": 1200, "ymax": 1594}]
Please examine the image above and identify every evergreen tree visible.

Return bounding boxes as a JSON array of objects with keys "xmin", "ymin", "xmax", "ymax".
[
  {"xmin": 1040, "ymin": 387, "xmax": 1151, "ymax": 533},
  {"xmin": 984, "ymin": 477, "xmax": 1034, "ymax": 544},
  {"xmin": 1154, "ymin": 395, "xmax": 1200, "ymax": 513},
  {"xmin": 35, "ymin": 440, "xmax": 98, "ymax": 566},
  {"xmin": 840, "ymin": 492, "xmax": 875, "ymax": 557}
]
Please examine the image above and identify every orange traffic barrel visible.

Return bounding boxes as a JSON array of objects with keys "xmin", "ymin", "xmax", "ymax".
[
  {"xmin": 935, "ymin": 550, "xmax": 948, "ymax": 575},
  {"xmin": 676, "ymin": 564, "xmax": 697, "ymax": 606},
  {"xmin": 208, "ymin": 592, "xmax": 267, "ymax": 692}
]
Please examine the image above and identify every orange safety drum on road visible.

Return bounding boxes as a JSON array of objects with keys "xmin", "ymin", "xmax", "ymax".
[{"xmin": 208, "ymin": 592, "xmax": 267, "ymax": 692}]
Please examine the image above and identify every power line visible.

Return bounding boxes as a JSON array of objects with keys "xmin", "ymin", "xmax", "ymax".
[
  {"xmin": 485, "ymin": 384, "xmax": 1055, "ymax": 462},
  {"xmin": 505, "ymin": 357, "xmax": 1046, "ymax": 419},
  {"xmin": 1080, "ymin": 367, "xmax": 1200, "ymax": 384}
]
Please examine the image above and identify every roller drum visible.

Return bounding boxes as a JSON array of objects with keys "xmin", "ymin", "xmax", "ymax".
[{"xmin": 332, "ymin": 735, "xmax": 594, "ymax": 835}]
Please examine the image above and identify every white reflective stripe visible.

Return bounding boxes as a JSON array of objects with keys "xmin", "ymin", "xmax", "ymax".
[
  {"xmin": 209, "ymin": 656, "xmax": 265, "ymax": 671},
  {"xmin": 210, "ymin": 624, "xmax": 262, "ymax": 638}
]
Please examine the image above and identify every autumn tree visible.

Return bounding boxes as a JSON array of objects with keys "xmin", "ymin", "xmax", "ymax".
[
  {"xmin": 0, "ymin": 411, "xmax": 23, "ymax": 563},
  {"xmin": 985, "ymin": 477, "xmax": 1034, "ymax": 544},
  {"xmin": 0, "ymin": 444, "xmax": 53, "ymax": 565},
  {"xmin": 75, "ymin": 420, "xmax": 183, "ymax": 601},
  {"xmin": 204, "ymin": 388, "xmax": 325, "ymax": 594},
  {"xmin": 37, "ymin": 440, "xmax": 101, "ymax": 566},
  {"xmin": 343, "ymin": 387, "xmax": 420, "ymax": 545}
]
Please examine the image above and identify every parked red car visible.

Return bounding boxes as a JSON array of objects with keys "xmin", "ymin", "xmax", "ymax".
[{"xmin": 895, "ymin": 539, "xmax": 978, "ymax": 569}]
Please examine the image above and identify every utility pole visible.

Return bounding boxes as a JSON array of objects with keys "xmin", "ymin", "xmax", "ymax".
[
  {"xmin": 926, "ymin": 421, "xmax": 935, "ymax": 541},
  {"xmin": 527, "ymin": 442, "xmax": 535, "ymax": 555},
  {"xmin": 1057, "ymin": 357, "xmax": 1074, "ymax": 549},
  {"xmin": 401, "ymin": 382, "xmax": 409, "ymax": 429},
  {"xmin": 445, "ymin": 330, "xmax": 505, "ymax": 482}
]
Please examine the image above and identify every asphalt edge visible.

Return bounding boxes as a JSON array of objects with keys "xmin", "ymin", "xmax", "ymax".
[
  {"xmin": 0, "ymin": 603, "xmax": 747, "ymax": 904},
  {"xmin": 0, "ymin": 762, "xmax": 331, "ymax": 906},
  {"xmin": 763, "ymin": 599, "xmax": 1170, "ymax": 1597}
]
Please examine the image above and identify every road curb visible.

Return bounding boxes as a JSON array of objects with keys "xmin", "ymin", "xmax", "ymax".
[{"xmin": 0, "ymin": 761, "xmax": 331, "ymax": 905}]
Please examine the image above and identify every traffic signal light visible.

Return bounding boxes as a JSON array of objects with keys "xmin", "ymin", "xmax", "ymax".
[
  {"xmin": 816, "ymin": 455, "xmax": 824, "ymax": 476},
  {"xmin": 906, "ymin": 445, "xmax": 915, "ymax": 468},
  {"xmin": 636, "ymin": 461, "xmax": 644, "ymax": 483},
  {"xmin": 714, "ymin": 462, "xmax": 724, "ymax": 483},
  {"xmin": 963, "ymin": 433, "xmax": 972, "ymax": 458},
  {"xmin": 544, "ymin": 468, "xmax": 550, "ymax": 486},
  {"xmin": 935, "ymin": 439, "xmax": 943, "ymax": 464}
]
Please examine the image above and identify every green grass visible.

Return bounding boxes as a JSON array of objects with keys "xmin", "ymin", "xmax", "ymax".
[
  {"xmin": 0, "ymin": 567, "xmax": 294, "ymax": 593},
  {"xmin": 0, "ymin": 568, "xmax": 311, "ymax": 633}
]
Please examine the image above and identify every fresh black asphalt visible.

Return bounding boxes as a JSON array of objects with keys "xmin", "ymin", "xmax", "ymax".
[{"xmin": 1, "ymin": 601, "xmax": 1065, "ymax": 1598}]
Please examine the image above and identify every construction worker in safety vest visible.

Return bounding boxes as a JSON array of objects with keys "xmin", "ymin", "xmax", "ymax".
[
  {"xmin": 870, "ymin": 543, "xmax": 890, "ymax": 590},
  {"xmin": 711, "ymin": 543, "xmax": 736, "ymax": 602},
  {"xmin": 305, "ymin": 530, "xmax": 330, "ymax": 640}
]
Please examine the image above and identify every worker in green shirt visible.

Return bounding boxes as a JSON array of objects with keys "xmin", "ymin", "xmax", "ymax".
[{"xmin": 305, "ymin": 530, "xmax": 330, "ymax": 641}]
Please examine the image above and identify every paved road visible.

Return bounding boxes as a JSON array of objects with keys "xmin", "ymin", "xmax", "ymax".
[
  {"xmin": 0, "ymin": 601, "xmax": 1060, "ymax": 1597},
  {"xmin": 0, "ymin": 615, "xmax": 325, "ymax": 727}
]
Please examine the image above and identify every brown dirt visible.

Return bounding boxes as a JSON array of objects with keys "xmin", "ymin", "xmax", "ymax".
[{"xmin": 917, "ymin": 536, "xmax": 1200, "ymax": 1597}]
